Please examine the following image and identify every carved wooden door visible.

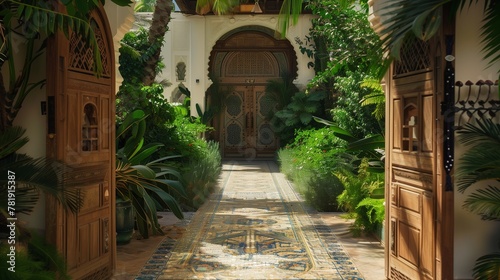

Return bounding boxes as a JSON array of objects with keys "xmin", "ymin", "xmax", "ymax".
[
  {"xmin": 45, "ymin": 6, "xmax": 116, "ymax": 280},
  {"xmin": 385, "ymin": 30, "xmax": 453, "ymax": 279},
  {"xmin": 222, "ymin": 85, "xmax": 277, "ymax": 158}
]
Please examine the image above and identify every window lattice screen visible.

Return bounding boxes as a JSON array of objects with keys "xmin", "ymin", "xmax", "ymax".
[
  {"xmin": 394, "ymin": 38, "xmax": 431, "ymax": 76},
  {"xmin": 225, "ymin": 52, "xmax": 277, "ymax": 77},
  {"xmin": 69, "ymin": 20, "xmax": 110, "ymax": 76}
]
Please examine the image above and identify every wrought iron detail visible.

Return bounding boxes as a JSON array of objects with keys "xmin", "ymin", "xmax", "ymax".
[
  {"xmin": 394, "ymin": 38, "xmax": 431, "ymax": 76},
  {"xmin": 454, "ymin": 79, "xmax": 499, "ymax": 130},
  {"xmin": 441, "ymin": 35, "xmax": 455, "ymax": 192}
]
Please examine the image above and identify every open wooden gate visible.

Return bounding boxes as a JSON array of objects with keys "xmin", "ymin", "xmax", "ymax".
[
  {"xmin": 385, "ymin": 21, "xmax": 454, "ymax": 280},
  {"xmin": 45, "ymin": 5, "xmax": 116, "ymax": 280}
]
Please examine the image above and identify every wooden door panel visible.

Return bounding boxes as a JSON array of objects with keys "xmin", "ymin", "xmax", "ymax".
[
  {"xmin": 223, "ymin": 88, "xmax": 246, "ymax": 156},
  {"xmin": 222, "ymin": 85, "xmax": 277, "ymax": 158},
  {"xmin": 387, "ymin": 35, "xmax": 440, "ymax": 279},
  {"xmin": 45, "ymin": 5, "xmax": 115, "ymax": 279},
  {"xmin": 255, "ymin": 87, "xmax": 278, "ymax": 154}
]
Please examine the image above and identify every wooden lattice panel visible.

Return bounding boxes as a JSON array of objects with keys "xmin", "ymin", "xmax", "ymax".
[
  {"xmin": 69, "ymin": 20, "xmax": 110, "ymax": 76},
  {"xmin": 390, "ymin": 267, "xmax": 412, "ymax": 280},
  {"xmin": 224, "ymin": 52, "xmax": 277, "ymax": 77},
  {"xmin": 81, "ymin": 266, "xmax": 110, "ymax": 280},
  {"xmin": 394, "ymin": 38, "xmax": 431, "ymax": 76}
]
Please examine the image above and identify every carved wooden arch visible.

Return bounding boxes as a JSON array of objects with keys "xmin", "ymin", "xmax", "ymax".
[{"xmin": 208, "ymin": 26, "xmax": 298, "ymax": 82}]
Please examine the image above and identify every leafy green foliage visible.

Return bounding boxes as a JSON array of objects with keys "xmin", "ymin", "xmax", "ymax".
[
  {"xmin": 264, "ymin": 73, "xmax": 299, "ymax": 112},
  {"xmin": 0, "ymin": 233, "xmax": 70, "ymax": 279},
  {"xmin": 119, "ymin": 28, "xmax": 165, "ymax": 85},
  {"xmin": 278, "ymin": 127, "xmax": 348, "ymax": 211},
  {"xmin": 0, "ymin": 127, "xmax": 82, "ymax": 216},
  {"xmin": 456, "ymin": 119, "xmax": 500, "ymax": 192},
  {"xmin": 180, "ymin": 141, "xmax": 222, "ymax": 209},
  {"xmin": 332, "ymin": 71, "xmax": 383, "ymax": 139},
  {"xmin": 455, "ymin": 118, "xmax": 500, "ymax": 278},
  {"xmin": 360, "ymin": 78, "xmax": 386, "ymax": 121},
  {"xmin": 337, "ymin": 159, "xmax": 384, "ymax": 234},
  {"xmin": 116, "ymin": 110, "xmax": 186, "ymax": 238},
  {"xmin": 270, "ymin": 91, "xmax": 326, "ymax": 145},
  {"xmin": 472, "ymin": 253, "xmax": 500, "ymax": 280},
  {"xmin": 117, "ymin": 83, "xmax": 175, "ymax": 143},
  {"xmin": 463, "ymin": 186, "xmax": 500, "ymax": 220},
  {"xmin": 301, "ymin": 0, "xmax": 383, "ymax": 90}
]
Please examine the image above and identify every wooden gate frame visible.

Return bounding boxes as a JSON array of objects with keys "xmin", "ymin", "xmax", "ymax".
[
  {"xmin": 383, "ymin": 11, "xmax": 455, "ymax": 280},
  {"xmin": 45, "ymin": 4, "xmax": 116, "ymax": 279}
]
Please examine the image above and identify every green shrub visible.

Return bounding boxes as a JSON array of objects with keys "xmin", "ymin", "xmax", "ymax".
[
  {"xmin": 270, "ymin": 91, "xmax": 327, "ymax": 145},
  {"xmin": 181, "ymin": 141, "xmax": 222, "ymax": 209},
  {"xmin": 278, "ymin": 127, "xmax": 347, "ymax": 211},
  {"xmin": 336, "ymin": 159, "xmax": 384, "ymax": 234},
  {"xmin": 332, "ymin": 71, "xmax": 382, "ymax": 139}
]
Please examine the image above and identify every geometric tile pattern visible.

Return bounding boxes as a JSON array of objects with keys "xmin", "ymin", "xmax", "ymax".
[{"xmin": 138, "ymin": 161, "xmax": 364, "ymax": 279}]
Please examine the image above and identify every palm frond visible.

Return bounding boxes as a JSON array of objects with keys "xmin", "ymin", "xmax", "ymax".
[
  {"xmin": 0, "ymin": 156, "xmax": 82, "ymax": 214},
  {"xmin": 480, "ymin": 0, "xmax": 500, "ymax": 70},
  {"xmin": 378, "ymin": 0, "xmax": 499, "ymax": 70},
  {"xmin": 456, "ymin": 119, "xmax": 500, "ymax": 192},
  {"xmin": 0, "ymin": 126, "xmax": 29, "ymax": 158},
  {"xmin": 463, "ymin": 185, "xmax": 500, "ymax": 220},
  {"xmin": 277, "ymin": 0, "xmax": 303, "ymax": 38},
  {"xmin": 473, "ymin": 253, "xmax": 500, "ymax": 280}
]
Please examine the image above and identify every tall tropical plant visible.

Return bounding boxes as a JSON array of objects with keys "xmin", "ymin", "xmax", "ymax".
[
  {"xmin": 116, "ymin": 110, "xmax": 186, "ymax": 238},
  {"xmin": 456, "ymin": 118, "xmax": 500, "ymax": 279}
]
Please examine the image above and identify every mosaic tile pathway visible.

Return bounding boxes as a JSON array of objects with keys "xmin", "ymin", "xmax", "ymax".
[{"xmin": 137, "ymin": 161, "xmax": 364, "ymax": 279}]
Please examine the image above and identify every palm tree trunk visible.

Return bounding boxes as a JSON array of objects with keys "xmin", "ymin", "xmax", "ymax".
[{"xmin": 142, "ymin": 0, "xmax": 173, "ymax": 86}]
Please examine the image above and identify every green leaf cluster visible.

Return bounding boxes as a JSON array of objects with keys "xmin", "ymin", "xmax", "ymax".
[
  {"xmin": 116, "ymin": 110, "xmax": 186, "ymax": 238},
  {"xmin": 455, "ymin": 118, "xmax": 500, "ymax": 278},
  {"xmin": 270, "ymin": 91, "xmax": 326, "ymax": 144}
]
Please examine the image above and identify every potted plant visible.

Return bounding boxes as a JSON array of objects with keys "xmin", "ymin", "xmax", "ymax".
[{"xmin": 115, "ymin": 110, "xmax": 186, "ymax": 242}]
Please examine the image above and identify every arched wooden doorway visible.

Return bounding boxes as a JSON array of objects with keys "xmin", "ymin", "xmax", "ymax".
[
  {"xmin": 209, "ymin": 26, "xmax": 297, "ymax": 159},
  {"xmin": 46, "ymin": 5, "xmax": 116, "ymax": 280}
]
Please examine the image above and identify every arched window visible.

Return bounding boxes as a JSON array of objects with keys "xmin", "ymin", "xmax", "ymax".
[{"xmin": 82, "ymin": 103, "xmax": 98, "ymax": 151}]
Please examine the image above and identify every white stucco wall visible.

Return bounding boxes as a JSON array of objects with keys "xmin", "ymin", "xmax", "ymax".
[
  {"xmin": 160, "ymin": 13, "xmax": 315, "ymax": 115},
  {"xmin": 454, "ymin": 2, "xmax": 500, "ymax": 279},
  {"xmin": 10, "ymin": 34, "xmax": 48, "ymax": 234}
]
